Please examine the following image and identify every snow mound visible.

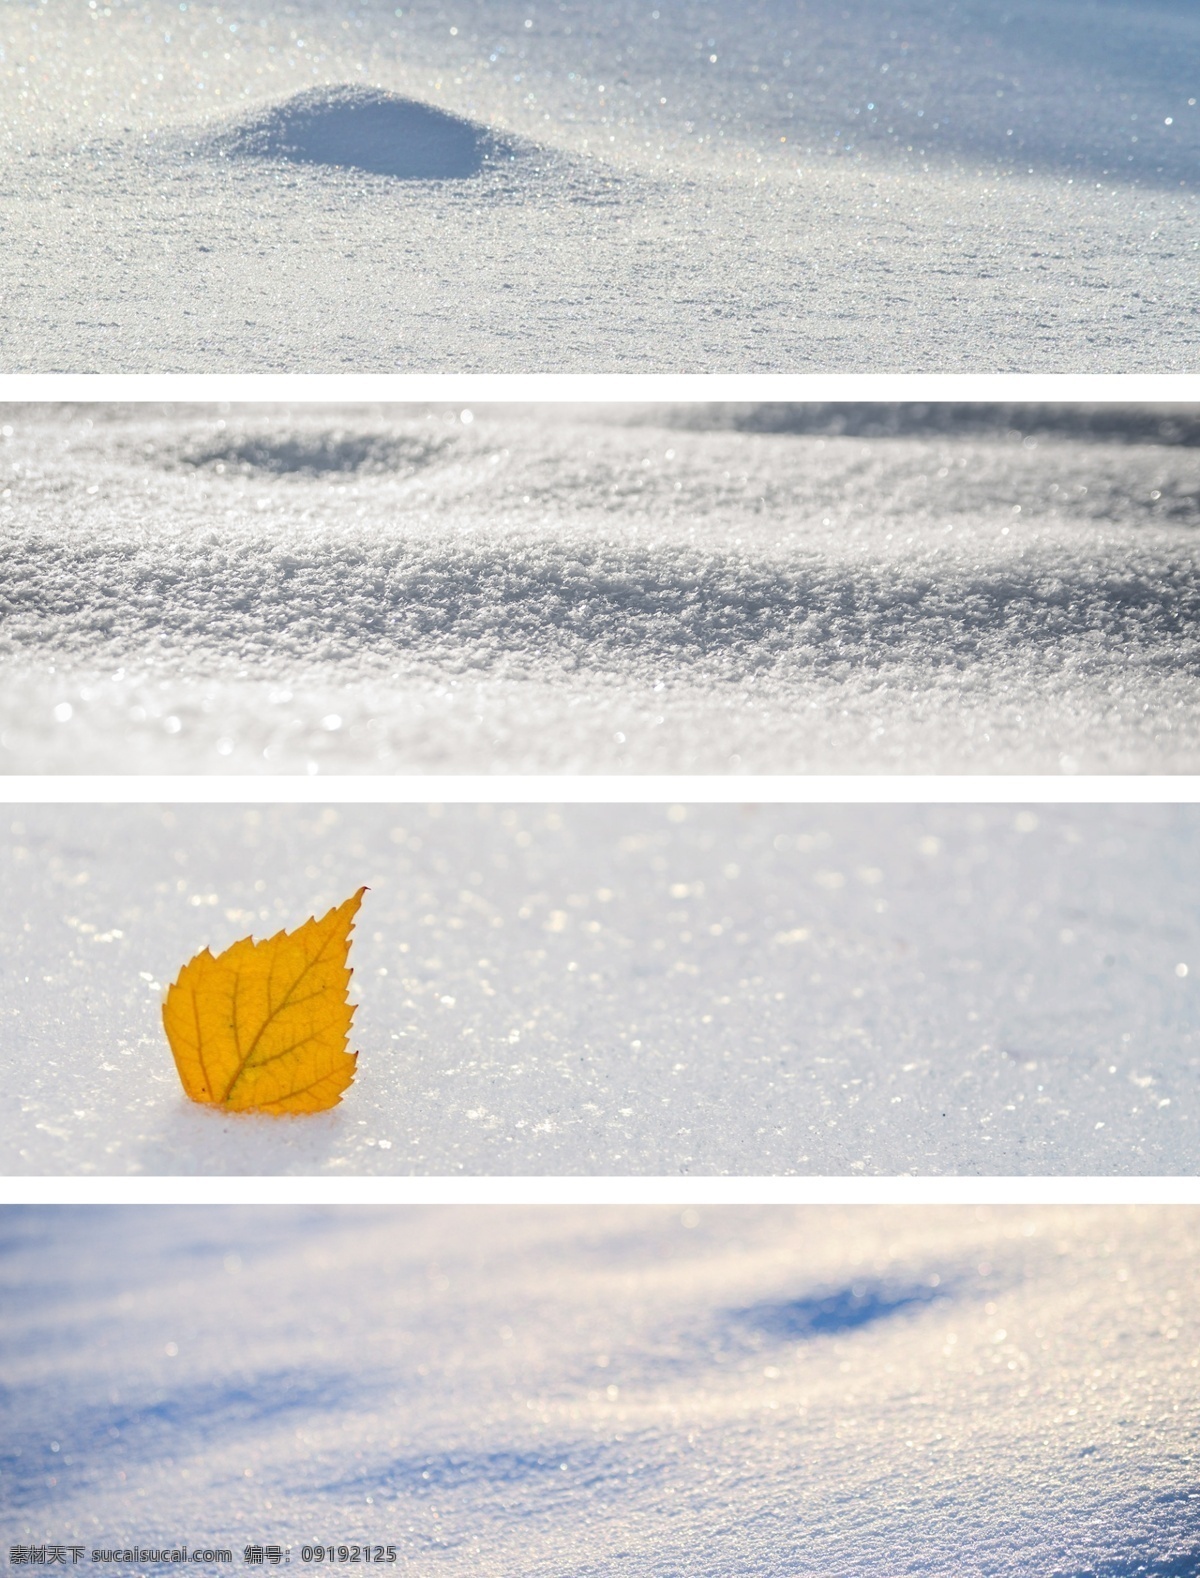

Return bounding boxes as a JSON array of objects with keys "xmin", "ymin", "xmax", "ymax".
[
  {"xmin": 4, "ymin": 0, "xmax": 1199, "ymax": 371},
  {"xmin": 208, "ymin": 86, "xmax": 514, "ymax": 179}
]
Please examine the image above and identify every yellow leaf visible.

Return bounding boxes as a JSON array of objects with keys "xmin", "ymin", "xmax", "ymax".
[{"xmin": 162, "ymin": 887, "xmax": 365, "ymax": 1115}]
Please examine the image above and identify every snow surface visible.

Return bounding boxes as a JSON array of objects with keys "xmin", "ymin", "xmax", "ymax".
[
  {"xmin": 5, "ymin": 1204, "xmax": 1200, "ymax": 1575},
  {"xmin": 2, "ymin": 0, "xmax": 1199, "ymax": 371},
  {"xmin": 3, "ymin": 402, "xmax": 1200, "ymax": 775},
  {"xmin": 4, "ymin": 803, "xmax": 1199, "ymax": 1175}
]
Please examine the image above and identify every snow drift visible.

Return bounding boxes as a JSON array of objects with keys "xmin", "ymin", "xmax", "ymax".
[
  {"xmin": 4, "ymin": 1205, "xmax": 1200, "ymax": 1576},
  {"xmin": 1, "ymin": 403, "xmax": 1198, "ymax": 774}
]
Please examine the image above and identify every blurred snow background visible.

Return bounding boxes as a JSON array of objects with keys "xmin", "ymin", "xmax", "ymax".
[
  {"xmin": 3, "ymin": 802, "xmax": 1199, "ymax": 1175},
  {"xmin": 4, "ymin": 1204, "xmax": 1200, "ymax": 1575},
  {"xmin": 3, "ymin": 402, "xmax": 1199, "ymax": 775},
  {"xmin": 1, "ymin": 0, "xmax": 1198, "ymax": 371}
]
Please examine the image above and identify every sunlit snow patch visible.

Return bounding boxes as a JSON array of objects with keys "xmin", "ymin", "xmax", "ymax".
[{"xmin": 210, "ymin": 85, "xmax": 515, "ymax": 179}]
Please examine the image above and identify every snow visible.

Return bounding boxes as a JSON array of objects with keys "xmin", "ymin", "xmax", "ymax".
[
  {"xmin": 2, "ymin": 0, "xmax": 1198, "ymax": 371},
  {"xmin": 4, "ymin": 802, "xmax": 1199, "ymax": 1175},
  {"xmin": 205, "ymin": 86, "xmax": 512, "ymax": 179},
  {"xmin": 4, "ymin": 1204, "xmax": 1200, "ymax": 1575},
  {"xmin": 3, "ymin": 402, "xmax": 1199, "ymax": 775}
]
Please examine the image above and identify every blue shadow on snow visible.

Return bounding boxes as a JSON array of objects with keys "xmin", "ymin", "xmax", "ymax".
[{"xmin": 726, "ymin": 1279, "xmax": 947, "ymax": 1342}]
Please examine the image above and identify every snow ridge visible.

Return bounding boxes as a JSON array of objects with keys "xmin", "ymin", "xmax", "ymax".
[{"xmin": 4, "ymin": 531, "xmax": 1198, "ymax": 682}]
